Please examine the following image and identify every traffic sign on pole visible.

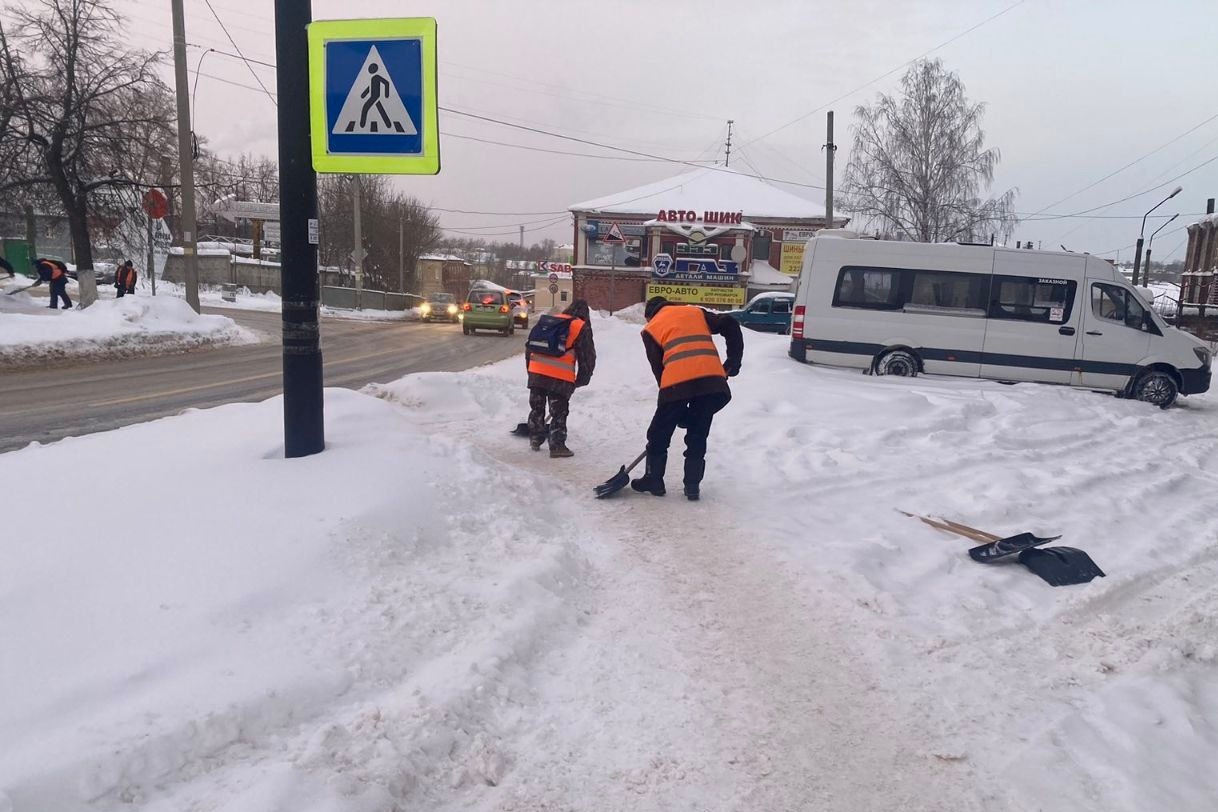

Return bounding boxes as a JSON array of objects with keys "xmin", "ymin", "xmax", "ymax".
[{"xmin": 307, "ymin": 17, "xmax": 440, "ymax": 175}]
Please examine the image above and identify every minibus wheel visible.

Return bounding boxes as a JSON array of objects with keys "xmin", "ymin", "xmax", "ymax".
[
  {"xmin": 1133, "ymin": 369, "xmax": 1178, "ymax": 408},
  {"xmin": 875, "ymin": 349, "xmax": 919, "ymax": 377}
]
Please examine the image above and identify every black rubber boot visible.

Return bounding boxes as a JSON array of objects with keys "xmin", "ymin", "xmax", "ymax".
[
  {"xmin": 631, "ymin": 452, "xmax": 667, "ymax": 496},
  {"xmin": 684, "ymin": 458, "xmax": 705, "ymax": 501}
]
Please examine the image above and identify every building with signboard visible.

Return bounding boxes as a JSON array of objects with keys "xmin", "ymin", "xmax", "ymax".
[{"xmin": 568, "ymin": 167, "xmax": 847, "ymax": 310}]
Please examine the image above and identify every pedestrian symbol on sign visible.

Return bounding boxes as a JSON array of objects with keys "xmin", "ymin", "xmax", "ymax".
[{"xmin": 332, "ymin": 45, "xmax": 418, "ymax": 135}]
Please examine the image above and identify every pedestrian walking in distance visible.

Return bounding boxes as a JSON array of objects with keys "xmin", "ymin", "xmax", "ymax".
[
  {"xmin": 632, "ymin": 296, "xmax": 743, "ymax": 501},
  {"xmin": 31, "ymin": 257, "xmax": 72, "ymax": 309},
  {"xmin": 525, "ymin": 299, "xmax": 596, "ymax": 458},
  {"xmin": 0, "ymin": 254, "xmax": 14, "ymax": 278}
]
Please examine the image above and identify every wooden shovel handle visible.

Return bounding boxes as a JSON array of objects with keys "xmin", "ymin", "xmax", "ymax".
[{"xmin": 898, "ymin": 511, "xmax": 1000, "ymax": 544}]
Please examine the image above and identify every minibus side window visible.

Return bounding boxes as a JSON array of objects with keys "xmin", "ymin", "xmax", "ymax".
[
  {"xmin": 833, "ymin": 266, "xmax": 902, "ymax": 310},
  {"xmin": 908, "ymin": 271, "xmax": 988, "ymax": 310},
  {"xmin": 989, "ymin": 276, "xmax": 1076, "ymax": 323}
]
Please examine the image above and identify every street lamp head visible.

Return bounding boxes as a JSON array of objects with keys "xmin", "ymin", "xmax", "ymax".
[{"xmin": 1168, "ymin": 186, "xmax": 1183, "ymax": 199}]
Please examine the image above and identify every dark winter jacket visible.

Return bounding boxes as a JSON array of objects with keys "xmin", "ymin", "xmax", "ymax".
[
  {"xmin": 0, "ymin": 256, "xmax": 13, "ymax": 277},
  {"xmin": 32, "ymin": 258, "xmax": 67, "ymax": 284},
  {"xmin": 642, "ymin": 302, "xmax": 743, "ymax": 405},
  {"xmin": 526, "ymin": 305, "xmax": 597, "ymax": 398}
]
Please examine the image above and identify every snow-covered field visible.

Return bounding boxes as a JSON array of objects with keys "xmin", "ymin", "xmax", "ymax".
[
  {"xmin": 0, "ymin": 280, "xmax": 257, "ymax": 368},
  {"xmin": 2, "ymin": 312, "xmax": 1216, "ymax": 811}
]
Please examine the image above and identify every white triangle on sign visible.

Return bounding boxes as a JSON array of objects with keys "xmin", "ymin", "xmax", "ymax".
[
  {"xmin": 332, "ymin": 45, "xmax": 418, "ymax": 136},
  {"xmin": 604, "ymin": 222, "xmax": 625, "ymax": 243}
]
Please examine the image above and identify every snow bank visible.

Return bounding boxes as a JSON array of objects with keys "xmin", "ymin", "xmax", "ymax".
[
  {"xmin": 3, "ymin": 311, "xmax": 1217, "ymax": 810},
  {"xmin": 0, "ymin": 390, "xmax": 585, "ymax": 811},
  {"xmin": 0, "ymin": 295, "xmax": 257, "ymax": 368}
]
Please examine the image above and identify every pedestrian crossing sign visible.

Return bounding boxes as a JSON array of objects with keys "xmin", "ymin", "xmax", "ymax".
[{"xmin": 307, "ymin": 17, "xmax": 439, "ymax": 174}]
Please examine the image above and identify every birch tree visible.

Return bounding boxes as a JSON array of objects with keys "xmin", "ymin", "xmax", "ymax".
[{"xmin": 843, "ymin": 59, "xmax": 1017, "ymax": 243}]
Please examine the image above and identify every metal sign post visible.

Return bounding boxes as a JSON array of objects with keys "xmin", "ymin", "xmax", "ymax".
[{"xmin": 276, "ymin": 0, "xmax": 325, "ymax": 457}]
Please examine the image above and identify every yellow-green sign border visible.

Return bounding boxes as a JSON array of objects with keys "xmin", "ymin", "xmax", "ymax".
[{"xmin": 307, "ymin": 17, "xmax": 439, "ymax": 175}]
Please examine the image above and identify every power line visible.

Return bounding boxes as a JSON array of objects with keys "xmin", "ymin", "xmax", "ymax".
[
  {"xmin": 199, "ymin": 0, "xmax": 276, "ymax": 106},
  {"xmin": 443, "ymin": 214, "xmax": 570, "ymax": 237},
  {"xmin": 1025, "ymin": 109, "xmax": 1218, "ymax": 217},
  {"xmin": 746, "ymin": 0, "xmax": 1029, "ymax": 145},
  {"xmin": 441, "ymin": 130, "xmax": 719, "ymax": 163},
  {"xmin": 439, "ymin": 107, "xmax": 825, "ymax": 190}
]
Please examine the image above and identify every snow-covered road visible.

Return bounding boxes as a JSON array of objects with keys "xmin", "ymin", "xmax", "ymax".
[{"xmin": 2, "ymin": 309, "xmax": 1216, "ymax": 811}]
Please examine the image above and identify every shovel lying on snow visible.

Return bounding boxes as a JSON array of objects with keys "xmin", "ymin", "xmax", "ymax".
[
  {"xmin": 593, "ymin": 450, "xmax": 648, "ymax": 499},
  {"xmin": 898, "ymin": 511, "xmax": 1061, "ymax": 562},
  {"xmin": 510, "ymin": 422, "xmax": 531, "ymax": 437}
]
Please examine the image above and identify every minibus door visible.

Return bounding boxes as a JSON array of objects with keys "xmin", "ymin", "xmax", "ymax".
[
  {"xmin": 980, "ymin": 252, "xmax": 1084, "ymax": 384},
  {"xmin": 1074, "ymin": 281, "xmax": 1150, "ymax": 390}
]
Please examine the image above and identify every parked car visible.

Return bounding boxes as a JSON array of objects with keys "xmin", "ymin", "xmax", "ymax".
[
  {"xmin": 788, "ymin": 234, "xmax": 1211, "ymax": 408},
  {"xmin": 420, "ymin": 292, "xmax": 459, "ymax": 323},
  {"xmin": 726, "ymin": 292, "xmax": 794, "ymax": 334},
  {"xmin": 461, "ymin": 288, "xmax": 515, "ymax": 336},
  {"xmin": 507, "ymin": 290, "xmax": 530, "ymax": 328}
]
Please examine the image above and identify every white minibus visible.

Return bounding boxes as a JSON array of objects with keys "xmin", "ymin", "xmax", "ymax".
[{"xmin": 789, "ymin": 235, "xmax": 1211, "ymax": 407}]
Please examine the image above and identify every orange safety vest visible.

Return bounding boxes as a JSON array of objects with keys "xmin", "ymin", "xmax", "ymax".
[
  {"xmin": 527, "ymin": 315, "xmax": 586, "ymax": 383},
  {"xmin": 643, "ymin": 305, "xmax": 726, "ymax": 389}
]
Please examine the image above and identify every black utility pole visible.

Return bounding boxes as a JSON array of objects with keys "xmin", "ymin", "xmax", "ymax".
[{"xmin": 275, "ymin": 0, "xmax": 325, "ymax": 456}]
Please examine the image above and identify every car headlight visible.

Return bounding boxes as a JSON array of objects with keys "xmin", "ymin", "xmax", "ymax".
[
  {"xmin": 421, "ymin": 303, "xmax": 431, "ymax": 313},
  {"xmin": 447, "ymin": 304, "xmax": 457, "ymax": 314},
  {"xmin": 1194, "ymin": 347, "xmax": 1211, "ymax": 368}
]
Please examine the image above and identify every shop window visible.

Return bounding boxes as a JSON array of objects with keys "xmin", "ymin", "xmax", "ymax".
[{"xmin": 753, "ymin": 233, "xmax": 772, "ymax": 262}]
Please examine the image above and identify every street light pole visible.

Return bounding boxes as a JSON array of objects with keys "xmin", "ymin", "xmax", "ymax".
[
  {"xmin": 1132, "ymin": 186, "xmax": 1182, "ymax": 287},
  {"xmin": 1142, "ymin": 213, "xmax": 1179, "ymax": 286}
]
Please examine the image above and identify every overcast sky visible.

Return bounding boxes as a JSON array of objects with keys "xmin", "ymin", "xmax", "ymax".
[{"xmin": 27, "ymin": 0, "xmax": 1218, "ymax": 259}]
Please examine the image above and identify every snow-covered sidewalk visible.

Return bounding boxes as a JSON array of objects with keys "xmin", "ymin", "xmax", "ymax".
[
  {"xmin": 2, "ymin": 312, "xmax": 1216, "ymax": 811},
  {"xmin": 1, "ymin": 280, "xmax": 257, "ymax": 368}
]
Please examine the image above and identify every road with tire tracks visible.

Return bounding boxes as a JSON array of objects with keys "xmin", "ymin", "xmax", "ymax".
[{"xmin": 0, "ymin": 308, "xmax": 523, "ymax": 452}]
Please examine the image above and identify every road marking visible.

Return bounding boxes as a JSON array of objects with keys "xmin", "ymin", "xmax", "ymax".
[{"xmin": 88, "ymin": 371, "xmax": 282, "ymax": 407}]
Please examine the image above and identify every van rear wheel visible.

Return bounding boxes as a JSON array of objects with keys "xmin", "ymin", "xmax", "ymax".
[
  {"xmin": 1133, "ymin": 370, "xmax": 1178, "ymax": 409},
  {"xmin": 875, "ymin": 349, "xmax": 919, "ymax": 377}
]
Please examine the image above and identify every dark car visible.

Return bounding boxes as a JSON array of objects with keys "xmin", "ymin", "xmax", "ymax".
[
  {"xmin": 421, "ymin": 292, "xmax": 459, "ymax": 322},
  {"xmin": 726, "ymin": 293, "xmax": 795, "ymax": 334}
]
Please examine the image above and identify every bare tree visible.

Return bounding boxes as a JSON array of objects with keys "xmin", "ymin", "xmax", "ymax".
[
  {"xmin": 317, "ymin": 174, "xmax": 440, "ymax": 292},
  {"xmin": 0, "ymin": 0, "xmax": 173, "ymax": 301},
  {"xmin": 842, "ymin": 59, "xmax": 1017, "ymax": 243}
]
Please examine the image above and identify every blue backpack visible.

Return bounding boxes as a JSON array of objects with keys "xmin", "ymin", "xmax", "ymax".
[{"xmin": 526, "ymin": 315, "xmax": 572, "ymax": 356}]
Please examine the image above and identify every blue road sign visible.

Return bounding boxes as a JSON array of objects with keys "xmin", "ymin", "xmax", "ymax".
[
  {"xmin": 308, "ymin": 18, "xmax": 439, "ymax": 174},
  {"xmin": 652, "ymin": 253, "xmax": 674, "ymax": 276}
]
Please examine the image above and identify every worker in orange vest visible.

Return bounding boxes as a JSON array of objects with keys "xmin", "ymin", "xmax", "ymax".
[
  {"xmin": 632, "ymin": 296, "xmax": 743, "ymax": 501},
  {"xmin": 524, "ymin": 299, "xmax": 596, "ymax": 458},
  {"xmin": 31, "ymin": 258, "xmax": 72, "ymax": 309},
  {"xmin": 115, "ymin": 260, "xmax": 137, "ymax": 297}
]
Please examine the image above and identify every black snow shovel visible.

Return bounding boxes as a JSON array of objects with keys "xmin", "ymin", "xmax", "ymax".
[
  {"xmin": 1018, "ymin": 547, "xmax": 1106, "ymax": 586},
  {"xmin": 593, "ymin": 450, "xmax": 647, "ymax": 499},
  {"xmin": 5, "ymin": 281, "xmax": 38, "ymax": 296},
  {"xmin": 510, "ymin": 422, "xmax": 530, "ymax": 437}
]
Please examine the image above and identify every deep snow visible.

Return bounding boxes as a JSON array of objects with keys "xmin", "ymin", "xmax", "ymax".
[
  {"xmin": 0, "ymin": 283, "xmax": 256, "ymax": 367},
  {"xmin": 2, "ymin": 312, "xmax": 1216, "ymax": 811}
]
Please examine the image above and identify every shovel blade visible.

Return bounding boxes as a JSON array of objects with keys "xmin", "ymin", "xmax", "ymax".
[
  {"xmin": 969, "ymin": 532, "xmax": 1062, "ymax": 563},
  {"xmin": 510, "ymin": 422, "xmax": 531, "ymax": 437},
  {"xmin": 593, "ymin": 466, "xmax": 630, "ymax": 499}
]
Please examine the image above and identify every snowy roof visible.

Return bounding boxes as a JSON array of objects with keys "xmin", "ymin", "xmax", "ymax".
[
  {"xmin": 749, "ymin": 259, "xmax": 795, "ymax": 286},
  {"xmin": 570, "ymin": 167, "xmax": 826, "ymax": 219},
  {"xmin": 418, "ymin": 253, "xmax": 472, "ymax": 264}
]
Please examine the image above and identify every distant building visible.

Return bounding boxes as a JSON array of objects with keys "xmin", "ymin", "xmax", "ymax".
[
  {"xmin": 568, "ymin": 167, "xmax": 847, "ymax": 311},
  {"xmin": 416, "ymin": 253, "xmax": 473, "ymax": 298},
  {"xmin": 1182, "ymin": 211, "xmax": 1217, "ymax": 314}
]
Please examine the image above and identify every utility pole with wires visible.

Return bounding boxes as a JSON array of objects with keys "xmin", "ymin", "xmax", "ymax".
[
  {"xmin": 170, "ymin": 0, "xmax": 201, "ymax": 313},
  {"xmin": 823, "ymin": 111, "xmax": 836, "ymax": 229},
  {"xmin": 724, "ymin": 119, "xmax": 734, "ymax": 168},
  {"xmin": 519, "ymin": 224, "xmax": 524, "ymax": 252}
]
